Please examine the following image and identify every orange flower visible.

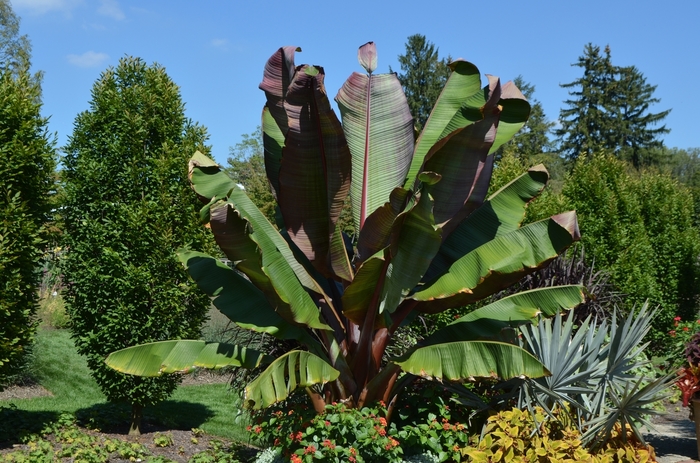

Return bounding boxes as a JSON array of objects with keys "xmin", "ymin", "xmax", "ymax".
[
  {"xmin": 291, "ymin": 455, "xmax": 302, "ymax": 463},
  {"xmin": 304, "ymin": 445, "xmax": 317, "ymax": 455}
]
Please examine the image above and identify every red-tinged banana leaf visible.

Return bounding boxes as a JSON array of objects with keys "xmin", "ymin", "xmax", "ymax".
[
  {"xmin": 418, "ymin": 105, "xmax": 499, "ymax": 226},
  {"xmin": 392, "ymin": 340, "xmax": 549, "ymax": 381},
  {"xmin": 244, "ymin": 350, "xmax": 340, "ymax": 409},
  {"xmin": 342, "ymin": 253, "xmax": 388, "ymax": 327},
  {"xmin": 277, "ymin": 65, "xmax": 352, "ymax": 280},
  {"xmin": 411, "ymin": 211, "xmax": 580, "ymax": 313},
  {"xmin": 106, "ymin": 340, "xmax": 271, "ymax": 377},
  {"xmin": 428, "ymin": 165, "xmax": 550, "ymax": 279},
  {"xmin": 188, "ymin": 152, "xmax": 336, "ymax": 314},
  {"xmin": 488, "ymin": 80, "xmax": 530, "ymax": 155},
  {"xmin": 404, "ymin": 60, "xmax": 482, "ymax": 190},
  {"xmin": 178, "ymin": 250, "xmax": 318, "ymax": 345},
  {"xmin": 379, "ymin": 186, "xmax": 441, "ymax": 316},
  {"xmin": 419, "ymin": 285, "xmax": 586, "ymax": 346},
  {"xmin": 262, "ymin": 106, "xmax": 285, "ymax": 200},
  {"xmin": 358, "ymin": 41, "xmax": 377, "ymax": 73},
  {"xmin": 259, "ymin": 46, "xmax": 300, "ymax": 136},
  {"xmin": 336, "ymin": 43, "xmax": 414, "ymax": 235},
  {"xmin": 355, "ymin": 187, "xmax": 411, "ymax": 264}
]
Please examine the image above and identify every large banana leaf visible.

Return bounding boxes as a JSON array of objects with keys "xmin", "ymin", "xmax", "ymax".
[
  {"xmin": 420, "ymin": 285, "xmax": 586, "ymax": 346},
  {"xmin": 342, "ymin": 254, "xmax": 386, "ymax": 326},
  {"xmin": 393, "ymin": 340, "xmax": 549, "ymax": 381},
  {"xmin": 259, "ymin": 46, "xmax": 299, "ymax": 137},
  {"xmin": 261, "ymin": 106, "xmax": 285, "ymax": 200},
  {"xmin": 178, "ymin": 250, "xmax": 317, "ymax": 344},
  {"xmin": 355, "ymin": 187, "xmax": 410, "ymax": 264},
  {"xmin": 379, "ymin": 185, "xmax": 441, "ymax": 315},
  {"xmin": 209, "ymin": 203, "xmax": 280, "ymax": 305},
  {"xmin": 428, "ymin": 165, "xmax": 550, "ymax": 279},
  {"xmin": 244, "ymin": 350, "xmax": 340, "ymax": 409},
  {"xmin": 189, "ymin": 153, "xmax": 336, "ymax": 327},
  {"xmin": 336, "ymin": 42, "xmax": 414, "ymax": 234},
  {"xmin": 404, "ymin": 60, "xmax": 482, "ymax": 189},
  {"xmin": 419, "ymin": 104, "xmax": 499, "ymax": 226},
  {"xmin": 105, "ymin": 340, "xmax": 270, "ymax": 377},
  {"xmin": 274, "ymin": 65, "xmax": 352, "ymax": 279},
  {"xmin": 412, "ymin": 211, "xmax": 580, "ymax": 313},
  {"xmin": 434, "ymin": 75, "xmax": 530, "ymax": 156},
  {"xmin": 489, "ymin": 80, "xmax": 530, "ymax": 154}
]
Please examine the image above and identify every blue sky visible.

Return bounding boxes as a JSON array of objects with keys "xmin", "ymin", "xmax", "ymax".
[{"xmin": 11, "ymin": 0, "xmax": 700, "ymax": 165}]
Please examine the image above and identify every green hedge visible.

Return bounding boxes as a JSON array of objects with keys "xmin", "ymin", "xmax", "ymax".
[{"xmin": 0, "ymin": 67, "xmax": 56, "ymax": 387}]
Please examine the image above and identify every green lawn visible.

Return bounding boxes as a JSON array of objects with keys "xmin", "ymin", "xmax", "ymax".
[{"xmin": 1, "ymin": 328, "xmax": 251, "ymax": 442}]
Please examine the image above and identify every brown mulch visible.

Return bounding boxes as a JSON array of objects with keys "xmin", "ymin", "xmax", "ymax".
[{"xmin": 0, "ymin": 378, "xmax": 53, "ymax": 401}]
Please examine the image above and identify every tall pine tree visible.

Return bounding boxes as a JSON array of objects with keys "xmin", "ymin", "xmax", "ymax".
[
  {"xmin": 392, "ymin": 34, "xmax": 450, "ymax": 132},
  {"xmin": 557, "ymin": 44, "xmax": 670, "ymax": 167},
  {"xmin": 614, "ymin": 65, "xmax": 671, "ymax": 167}
]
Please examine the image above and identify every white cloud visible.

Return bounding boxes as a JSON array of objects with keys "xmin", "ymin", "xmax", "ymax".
[
  {"xmin": 97, "ymin": 0, "xmax": 124, "ymax": 20},
  {"xmin": 10, "ymin": 0, "xmax": 82, "ymax": 15},
  {"xmin": 211, "ymin": 39, "xmax": 229, "ymax": 50},
  {"xmin": 67, "ymin": 51, "xmax": 109, "ymax": 68}
]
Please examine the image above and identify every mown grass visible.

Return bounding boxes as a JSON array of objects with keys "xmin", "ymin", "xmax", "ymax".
[{"xmin": 1, "ymin": 326, "xmax": 251, "ymax": 442}]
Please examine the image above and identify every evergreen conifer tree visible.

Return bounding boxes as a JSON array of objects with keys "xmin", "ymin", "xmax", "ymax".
[
  {"xmin": 392, "ymin": 34, "xmax": 451, "ymax": 132},
  {"xmin": 557, "ymin": 44, "xmax": 670, "ymax": 167}
]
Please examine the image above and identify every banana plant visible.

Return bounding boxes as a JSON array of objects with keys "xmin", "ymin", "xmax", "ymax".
[{"xmin": 106, "ymin": 43, "xmax": 584, "ymax": 417}]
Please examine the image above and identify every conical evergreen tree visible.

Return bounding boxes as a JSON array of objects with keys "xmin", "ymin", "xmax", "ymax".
[
  {"xmin": 557, "ymin": 44, "xmax": 670, "ymax": 167},
  {"xmin": 392, "ymin": 34, "xmax": 451, "ymax": 132},
  {"xmin": 614, "ymin": 65, "xmax": 671, "ymax": 167}
]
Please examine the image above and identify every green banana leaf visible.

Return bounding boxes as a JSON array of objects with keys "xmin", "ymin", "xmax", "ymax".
[
  {"xmin": 342, "ymin": 254, "xmax": 387, "ymax": 327},
  {"xmin": 489, "ymin": 80, "xmax": 530, "ymax": 154},
  {"xmin": 209, "ymin": 202, "xmax": 281, "ymax": 306},
  {"xmin": 244, "ymin": 350, "xmax": 340, "ymax": 409},
  {"xmin": 261, "ymin": 106, "xmax": 285, "ymax": 199},
  {"xmin": 404, "ymin": 60, "xmax": 482, "ymax": 189},
  {"xmin": 420, "ymin": 285, "xmax": 586, "ymax": 346},
  {"xmin": 428, "ymin": 165, "xmax": 550, "ymax": 279},
  {"xmin": 177, "ymin": 250, "xmax": 315, "ymax": 343},
  {"xmin": 274, "ymin": 65, "xmax": 352, "ymax": 279},
  {"xmin": 355, "ymin": 186, "xmax": 410, "ymax": 264},
  {"xmin": 393, "ymin": 340, "xmax": 549, "ymax": 381},
  {"xmin": 419, "ymin": 105, "xmax": 499, "ymax": 226},
  {"xmin": 413, "ymin": 211, "xmax": 580, "ymax": 313},
  {"xmin": 188, "ymin": 153, "xmax": 335, "ymax": 329},
  {"xmin": 336, "ymin": 43, "xmax": 414, "ymax": 235},
  {"xmin": 105, "ymin": 340, "xmax": 270, "ymax": 377},
  {"xmin": 379, "ymin": 186, "xmax": 441, "ymax": 315}
]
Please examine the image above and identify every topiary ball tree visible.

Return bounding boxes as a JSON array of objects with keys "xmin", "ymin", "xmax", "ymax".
[{"xmin": 61, "ymin": 56, "xmax": 212, "ymax": 435}]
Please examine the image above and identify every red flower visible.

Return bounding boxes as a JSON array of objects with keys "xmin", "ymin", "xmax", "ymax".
[
  {"xmin": 684, "ymin": 327, "xmax": 690, "ymax": 332},
  {"xmin": 675, "ymin": 316, "xmax": 682, "ymax": 321},
  {"xmin": 377, "ymin": 417, "xmax": 387, "ymax": 426},
  {"xmin": 670, "ymin": 330, "xmax": 677, "ymax": 337},
  {"xmin": 304, "ymin": 445, "xmax": 317, "ymax": 455}
]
